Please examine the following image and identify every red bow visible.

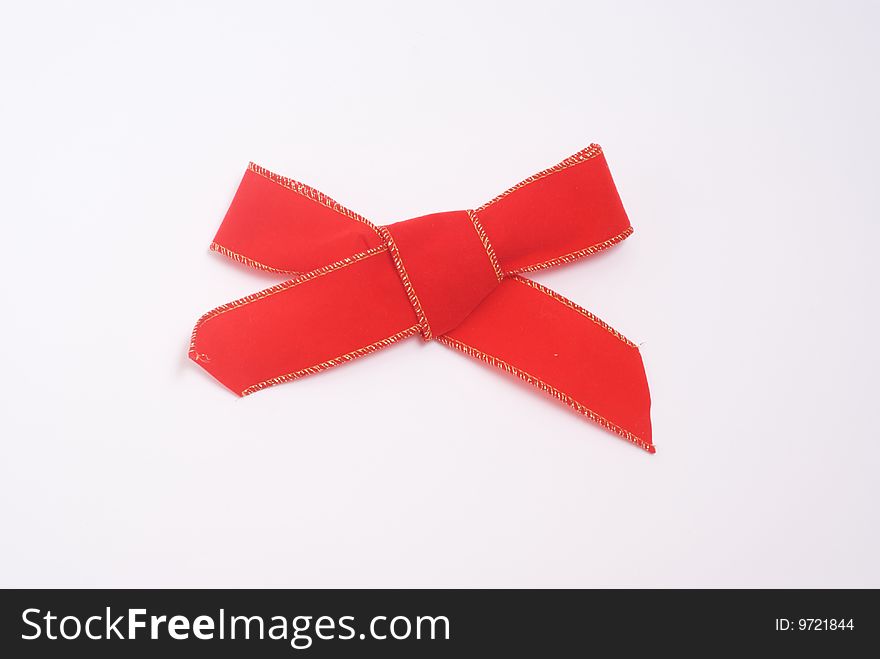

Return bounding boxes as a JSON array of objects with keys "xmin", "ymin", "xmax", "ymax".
[{"xmin": 190, "ymin": 145, "xmax": 653, "ymax": 452}]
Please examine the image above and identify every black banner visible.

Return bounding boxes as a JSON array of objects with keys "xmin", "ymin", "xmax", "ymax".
[{"xmin": 1, "ymin": 589, "xmax": 876, "ymax": 656}]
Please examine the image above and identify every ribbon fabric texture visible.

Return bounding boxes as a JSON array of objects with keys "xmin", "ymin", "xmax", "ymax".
[{"xmin": 189, "ymin": 145, "xmax": 654, "ymax": 452}]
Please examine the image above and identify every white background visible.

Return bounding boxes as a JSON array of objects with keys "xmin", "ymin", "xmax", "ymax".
[{"xmin": 2, "ymin": 1, "xmax": 877, "ymax": 587}]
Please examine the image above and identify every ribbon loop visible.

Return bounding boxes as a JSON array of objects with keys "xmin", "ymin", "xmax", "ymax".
[{"xmin": 211, "ymin": 163, "xmax": 384, "ymax": 275}]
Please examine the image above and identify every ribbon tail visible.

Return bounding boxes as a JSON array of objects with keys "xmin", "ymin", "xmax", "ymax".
[
  {"xmin": 189, "ymin": 247, "xmax": 420, "ymax": 396},
  {"xmin": 210, "ymin": 163, "xmax": 384, "ymax": 275},
  {"xmin": 440, "ymin": 276, "xmax": 653, "ymax": 452}
]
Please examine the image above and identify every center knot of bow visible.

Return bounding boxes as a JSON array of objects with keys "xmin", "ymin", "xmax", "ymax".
[{"xmin": 379, "ymin": 210, "xmax": 504, "ymax": 339}]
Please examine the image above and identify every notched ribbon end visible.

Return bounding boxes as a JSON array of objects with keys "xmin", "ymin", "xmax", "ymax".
[
  {"xmin": 188, "ymin": 331, "xmax": 248, "ymax": 398},
  {"xmin": 632, "ymin": 424, "xmax": 655, "ymax": 454}
]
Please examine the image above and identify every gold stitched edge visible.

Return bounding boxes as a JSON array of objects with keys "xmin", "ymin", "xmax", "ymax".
[
  {"xmin": 378, "ymin": 227, "xmax": 433, "ymax": 340},
  {"xmin": 210, "ymin": 242, "xmax": 300, "ymax": 276},
  {"xmin": 437, "ymin": 335, "xmax": 654, "ymax": 453},
  {"xmin": 475, "ymin": 144, "xmax": 604, "ymax": 213},
  {"xmin": 510, "ymin": 276, "xmax": 638, "ymax": 348},
  {"xmin": 507, "ymin": 226, "xmax": 634, "ymax": 275},
  {"xmin": 188, "ymin": 245, "xmax": 389, "ymax": 358},
  {"xmin": 467, "ymin": 209, "xmax": 504, "ymax": 282},
  {"xmin": 240, "ymin": 325, "xmax": 421, "ymax": 396},
  {"xmin": 247, "ymin": 162, "xmax": 383, "ymax": 238}
]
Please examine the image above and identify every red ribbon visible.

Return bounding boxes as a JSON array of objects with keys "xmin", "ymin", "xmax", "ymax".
[{"xmin": 190, "ymin": 145, "xmax": 653, "ymax": 452}]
